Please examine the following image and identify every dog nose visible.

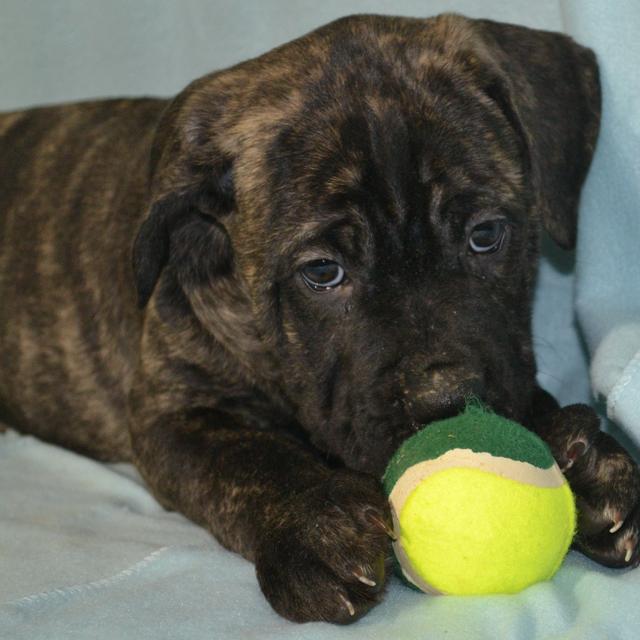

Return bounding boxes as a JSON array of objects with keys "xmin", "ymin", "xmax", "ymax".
[{"xmin": 403, "ymin": 365, "xmax": 485, "ymax": 426}]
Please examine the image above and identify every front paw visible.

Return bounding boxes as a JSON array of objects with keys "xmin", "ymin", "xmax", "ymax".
[
  {"xmin": 255, "ymin": 469, "xmax": 393, "ymax": 624},
  {"xmin": 544, "ymin": 405, "xmax": 640, "ymax": 567}
]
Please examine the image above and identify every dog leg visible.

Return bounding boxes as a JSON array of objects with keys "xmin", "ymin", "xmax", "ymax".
[
  {"xmin": 129, "ymin": 409, "xmax": 392, "ymax": 623},
  {"xmin": 529, "ymin": 388, "xmax": 640, "ymax": 567}
]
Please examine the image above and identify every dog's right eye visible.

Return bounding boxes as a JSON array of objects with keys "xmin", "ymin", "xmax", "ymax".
[
  {"xmin": 468, "ymin": 220, "xmax": 507, "ymax": 254},
  {"xmin": 300, "ymin": 259, "xmax": 346, "ymax": 291}
]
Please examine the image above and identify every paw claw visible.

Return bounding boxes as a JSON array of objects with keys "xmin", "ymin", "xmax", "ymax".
[
  {"xmin": 365, "ymin": 510, "xmax": 397, "ymax": 541},
  {"xmin": 620, "ymin": 531, "xmax": 638, "ymax": 564},
  {"xmin": 338, "ymin": 593, "xmax": 355, "ymax": 617},
  {"xmin": 353, "ymin": 569, "xmax": 376, "ymax": 587},
  {"xmin": 561, "ymin": 438, "xmax": 590, "ymax": 472},
  {"xmin": 610, "ymin": 520, "xmax": 624, "ymax": 534}
]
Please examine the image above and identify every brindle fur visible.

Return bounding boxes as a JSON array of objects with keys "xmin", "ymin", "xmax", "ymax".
[{"xmin": 1, "ymin": 14, "xmax": 639, "ymax": 624}]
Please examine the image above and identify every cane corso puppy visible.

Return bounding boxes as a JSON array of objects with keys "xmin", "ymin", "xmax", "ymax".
[{"xmin": 1, "ymin": 13, "xmax": 639, "ymax": 623}]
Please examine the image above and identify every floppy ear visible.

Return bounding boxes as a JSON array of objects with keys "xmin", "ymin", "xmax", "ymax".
[
  {"xmin": 478, "ymin": 19, "xmax": 601, "ymax": 249},
  {"xmin": 132, "ymin": 92, "xmax": 235, "ymax": 308}
]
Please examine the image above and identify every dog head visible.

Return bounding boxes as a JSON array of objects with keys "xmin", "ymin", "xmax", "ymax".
[{"xmin": 133, "ymin": 14, "xmax": 600, "ymax": 475}]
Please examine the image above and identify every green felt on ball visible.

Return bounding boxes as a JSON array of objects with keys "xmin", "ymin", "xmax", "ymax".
[{"xmin": 382, "ymin": 403, "xmax": 576, "ymax": 595}]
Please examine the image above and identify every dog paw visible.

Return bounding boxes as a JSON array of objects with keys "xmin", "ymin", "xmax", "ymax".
[
  {"xmin": 542, "ymin": 404, "xmax": 640, "ymax": 568},
  {"xmin": 570, "ymin": 431, "xmax": 640, "ymax": 568},
  {"xmin": 255, "ymin": 469, "xmax": 393, "ymax": 623}
]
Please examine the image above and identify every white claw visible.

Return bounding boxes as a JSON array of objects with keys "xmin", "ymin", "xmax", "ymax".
[
  {"xmin": 354, "ymin": 571, "xmax": 376, "ymax": 587},
  {"xmin": 339, "ymin": 593, "xmax": 355, "ymax": 617},
  {"xmin": 610, "ymin": 520, "xmax": 624, "ymax": 534},
  {"xmin": 625, "ymin": 547, "xmax": 633, "ymax": 563}
]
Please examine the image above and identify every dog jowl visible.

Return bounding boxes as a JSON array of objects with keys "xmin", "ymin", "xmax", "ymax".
[{"xmin": 1, "ymin": 13, "xmax": 639, "ymax": 624}]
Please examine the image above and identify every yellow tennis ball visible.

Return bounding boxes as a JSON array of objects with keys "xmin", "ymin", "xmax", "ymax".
[{"xmin": 383, "ymin": 404, "xmax": 576, "ymax": 595}]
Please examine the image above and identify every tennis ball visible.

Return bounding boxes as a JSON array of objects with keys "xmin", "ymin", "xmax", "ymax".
[{"xmin": 382, "ymin": 404, "xmax": 576, "ymax": 595}]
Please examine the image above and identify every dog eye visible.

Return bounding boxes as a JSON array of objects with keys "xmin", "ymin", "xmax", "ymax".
[
  {"xmin": 468, "ymin": 220, "xmax": 507, "ymax": 254},
  {"xmin": 300, "ymin": 259, "xmax": 346, "ymax": 291}
]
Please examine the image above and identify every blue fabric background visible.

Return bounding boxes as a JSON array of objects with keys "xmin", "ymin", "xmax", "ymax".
[{"xmin": 1, "ymin": 1, "xmax": 639, "ymax": 638}]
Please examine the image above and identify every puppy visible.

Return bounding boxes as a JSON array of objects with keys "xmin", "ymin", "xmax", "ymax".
[{"xmin": 1, "ymin": 14, "xmax": 639, "ymax": 624}]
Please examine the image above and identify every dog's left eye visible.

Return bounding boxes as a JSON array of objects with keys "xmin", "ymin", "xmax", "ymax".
[
  {"xmin": 300, "ymin": 259, "xmax": 346, "ymax": 291},
  {"xmin": 468, "ymin": 220, "xmax": 507, "ymax": 254}
]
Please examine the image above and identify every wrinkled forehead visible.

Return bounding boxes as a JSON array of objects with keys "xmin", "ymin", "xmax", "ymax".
[
  {"xmin": 258, "ymin": 83, "xmax": 523, "ymax": 258},
  {"xmin": 226, "ymin": 16, "xmax": 525, "ymax": 270}
]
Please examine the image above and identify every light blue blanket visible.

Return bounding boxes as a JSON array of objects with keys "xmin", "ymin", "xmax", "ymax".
[
  {"xmin": 1, "ymin": 1, "xmax": 639, "ymax": 638},
  {"xmin": 1, "ymin": 429, "xmax": 639, "ymax": 640}
]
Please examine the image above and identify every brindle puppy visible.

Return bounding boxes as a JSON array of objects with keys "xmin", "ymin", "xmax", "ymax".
[{"xmin": 1, "ymin": 14, "xmax": 639, "ymax": 624}]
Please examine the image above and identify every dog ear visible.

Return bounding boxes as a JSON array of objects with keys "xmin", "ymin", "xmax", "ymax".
[
  {"xmin": 132, "ymin": 91, "xmax": 235, "ymax": 308},
  {"xmin": 477, "ymin": 19, "xmax": 601, "ymax": 249}
]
